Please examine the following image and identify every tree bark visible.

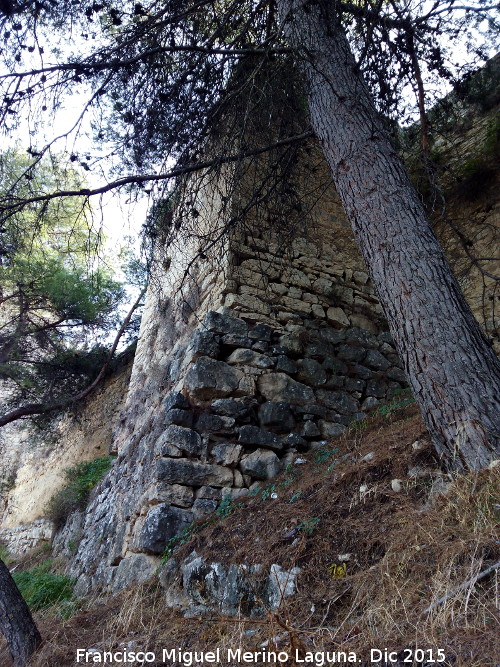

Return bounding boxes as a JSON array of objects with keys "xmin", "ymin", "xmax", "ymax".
[
  {"xmin": 277, "ymin": 0, "xmax": 500, "ymax": 470},
  {"xmin": 0, "ymin": 558, "xmax": 42, "ymax": 666}
]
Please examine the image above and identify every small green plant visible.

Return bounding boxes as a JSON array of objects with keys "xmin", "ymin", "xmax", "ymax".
[
  {"xmin": 45, "ymin": 456, "xmax": 114, "ymax": 528},
  {"xmin": 315, "ymin": 447, "xmax": 339, "ymax": 464},
  {"xmin": 376, "ymin": 391, "xmax": 415, "ymax": 419},
  {"xmin": 216, "ymin": 495, "xmax": 235, "ymax": 519},
  {"xmin": 297, "ymin": 517, "xmax": 320, "ymax": 535},
  {"xmin": 161, "ymin": 523, "xmax": 198, "ymax": 565},
  {"xmin": 289, "ymin": 491, "xmax": 302, "ymax": 504},
  {"xmin": 12, "ymin": 561, "xmax": 74, "ymax": 610}
]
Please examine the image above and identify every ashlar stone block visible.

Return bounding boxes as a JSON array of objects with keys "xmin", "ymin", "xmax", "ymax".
[
  {"xmin": 240, "ymin": 449, "xmax": 281, "ymax": 480},
  {"xmin": 156, "ymin": 458, "xmax": 234, "ymax": 487}
]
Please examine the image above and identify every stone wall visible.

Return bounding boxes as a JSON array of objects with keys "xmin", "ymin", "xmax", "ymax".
[{"xmin": 55, "ymin": 147, "xmax": 410, "ymax": 594}]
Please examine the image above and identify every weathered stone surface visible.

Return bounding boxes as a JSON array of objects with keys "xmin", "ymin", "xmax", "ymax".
[
  {"xmin": 238, "ymin": 425, "xmax": 283, "ymax": 451},
  {"xmin": 279, "ymin": 333, "xmax": 303, "ymax": 356},
  {"xmin": 316, "ymin": 389, "xmax": 359, "ymax": 414},
  {"xmin": 349, "ymin": 313, "xmax": 379, "ymax": 333},
  {"xmin": 225, "ymin": 293, "xmax": 271, "ymax": 315},
  {"xmin": 239, "ymin": 259, "xmax": 281, "ymax": 280},
  {"xmin": 156, "ymin": 458, "xmax": 233, "ymax": 487},
  {"xmin": 111, "ymin": 554, "xmax": 158, "ymax": 594},
  {"xmin": 240, "ymin": 449, "xmax": 281, "ymax": 480},
  {"xmin": 192, "ymin": 498, "xmax": 218, "ymax": 519},
  {"xmin": 387, "ymin": 367, "xmax": 407, "ymax": 383},
  {"xmin": 258, "ymin": 401, "xmax": 295, "ymax": 433},
  {"xmin": 353, "ymin": 271, "xmax": 369, "ymax": 285},
  {"xmin": 184, "ymin": 357, "xmax": 241, "ymax": 401},
  {"xmin": 345, "ymin": 327, "xmax": 377, "ymax": 348},
  {"xmin": 326, "ymin": 307, "xmax": 350, "ymax": 328},
  {"xmin": 282, "ymin": 433, "xmax": 308, "ymax": 449},
  {"xmin": 146, "ymin": 483, "xmax": 194, "ymax": 507},
  {"xmin": 364, "ymin": 349, "xmax": 392, "ymax": 371},
  {"xmin": 160, "ymin": 425, "xmax": 203, "ymax": 456},
  {"xmin": 160, "ymin": 551, "xmax": 300, "ymax": 617},
  {"xmin": 164, "ymin": 408, "xmax": 194, "ymax": 428},
  {"xmin": 318, "ymin": 421, "xmax": 346, "ymax": 438},
  {"xmin": 164, "ymin": 392, "xmax": 190, "ymax": 411},
  {"xmin": 345, "ymin": 378, "xmax": 365, "ymax": 393},
  {"xmin": 294, "ymin": 403, "xmax": 328, "ymax": 418},
  {"xmin": 136, "ymin": 504, "xmax": 193, "ymax": 554},
  {"xmin": 275, "ymin": 355, "xmax": 298, "ymax": 374},
  {"xmin": 221, "ymin": 333, "xmax": 252, "ymax": 348},
  {"xmin": 202, "ymin": 311, "xmax": 248, "ymax": 336},
  {"xmin": 211, "ymin": 443, "xmax": 243, "ymax": 466},
  {"xmin": 361, "ymin": 396, "xmax": 379, "ymax": 410},
  {"xmin": 303, "ymin": 339, "xmax": 332, "ymax": 360},
  {"xmin": 351, "ymin": 363, "xmax": 374, "ymax": 380},
  {"xmin": 248, "ymin": 323, "xmax": 272, "ymax": 341},
  {"xmin": 195, "ymin": 413, "xmax": 234, "ymax": 433},
  {"xmin": 226, "ymin": 348, "xmax": 274, "ymax": 368},
  {"xmin": 296, "ymin": 358, "xmax": 327, "ymax": 386},
  {"xmin": 378, "ymin": 331, "xmax": 394, "ymax": 345},
  {"xmin": 258, "ymin": 373, "xmax": 315, "ymax": 406},
  {"xmin": 322, "ymin": 356, "xmax": 348, "ymax": 374},
  {"xmin": 189, "ymin": 330, "xmax": 220, "ymax": 359},
  {"xmin": 196, "ymin": 486, "xmax": 221, "ymax": 500},
  {"xmin": 282, "ymin": 268, "xmax": 311, "ymax": 288},
  {"xmin": 337, "ymin": 344, "xmax": 366, "ymax": 362},
  {"xmin": 319, "ymin": 328, "xmax": 346, "ymax": 345},
  {"xmin": 366, "ymin": 379, "xmax": 388, "ymax": 398},
  {"xmin": 301, "ymin": 420, "xmax": 321, "ymax": 438},
  {"xmin": 311, "ymin": 303, "xmax": 326, "ymax": 318},
  {"xmin": 211, "ymin": 398, "xmax": 254, "ymax": 420}
]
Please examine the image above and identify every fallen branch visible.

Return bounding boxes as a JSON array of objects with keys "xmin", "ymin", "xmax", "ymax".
[{"xmin": 422, "ymin": 559, "xmax": 500, "ymax": 615}]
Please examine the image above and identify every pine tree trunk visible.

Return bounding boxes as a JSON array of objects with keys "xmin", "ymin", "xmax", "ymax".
[
  {"xmin": 277, "ymin": 0, "xmax": 500, "ymax": 470},
  {"xmin": 0, "ymin": 558, "xmax": 42, "ymax": 666}
]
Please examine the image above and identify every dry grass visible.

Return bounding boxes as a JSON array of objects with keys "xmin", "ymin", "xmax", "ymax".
[{"xmin": 1, "ymin": 403, "xmax": 499, "ymax": 666}]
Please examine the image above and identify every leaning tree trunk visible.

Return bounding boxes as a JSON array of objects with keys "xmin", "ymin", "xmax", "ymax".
[
  {"xmin": 0, "ymin": 558, "xmax": 41, "ymax": 666},
  {"xmin": 277, "ymin": 0, "xmax": 500, "ymax": 470}
]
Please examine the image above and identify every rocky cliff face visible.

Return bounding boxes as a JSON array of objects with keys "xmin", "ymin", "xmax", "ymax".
[{"xmin": 0, "ymin": 360, "xmax": 132, "ymax": 554}]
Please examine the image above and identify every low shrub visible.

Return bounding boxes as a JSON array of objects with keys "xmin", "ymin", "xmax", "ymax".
[
  {"xmin": 12, "ymin": 560, "xmax": 74, "ymax": 610},
  {"xmin": 45, "ymin": 456, "xmax": 114, "ymax": 528}
]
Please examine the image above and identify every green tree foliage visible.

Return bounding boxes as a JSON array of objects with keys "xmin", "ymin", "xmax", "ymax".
[{"xmin": 0, "ymin": 149, "xmax": 125, "ymax": 417}]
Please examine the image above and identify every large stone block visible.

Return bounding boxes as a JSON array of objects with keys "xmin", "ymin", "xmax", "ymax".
[
  {"xmin": 146, "ymin": 483, "xmax": 194, "ymax": 507},
  {"xmin": 202, "ymin": 311, "xmax": 248, "ymax": 336},
  {"xmin": 211, "ymin": 398, "xmax": 255, "ymax": 420},
  {"xmin": 238, "ymin": 425, "xmax": 283, "ymax": 451},
  {"xmin": 156, "ymin": 458, "xmax": 234, "ymax": 487},
  {"xmin": 136, "ymin": 504, "xmax": 193, "ymax": 554},
  {"xmin": 211, "ymin": 443, "xmax": 243, "ymax": 466},
  {"xmin": 189, "ymin": 330, "xmax": 220, "ymax": 359},
  {"xmin": 258, "ymin": 401, "xmax": 295, "ymax": 433},
  {"xmin": 258, "ymin": 373, "xmax": 315, "ymax": 406},
  {"xmin": 326, "ymin": 307, "xmax": 350, "ymax": 328},
  {"xmin": 184, "ymin": 357, "xmax": 241, "ymax": 401},
  {"xmin": 226, "ymin": 348, "xmax": 274, "ymax": 368},
  {"xmin": 296, "ymin": 358, "xmax": 327, "ymax": 386},
  {"xmin": 315, "ymin": 389, "xmax": 359, "ymax": 414},
  {"xmin": 164, "ymin": 392, "xmax": 190, "ymax": 411},
  {"xmin": 160, "ymin": 425, "xmax": 203, "ymax": 456},
  {"xmin": 364, "ymin": 349, "xmax": 391, "ymax": 371},
  {"xmin": 240, "ymin": 449, "xmax": 281, "ymax": 480}
]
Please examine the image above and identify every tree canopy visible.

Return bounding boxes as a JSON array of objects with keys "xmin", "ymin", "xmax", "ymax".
[{"xmin": 0, "ymin": 148, "xmax": 130, "ymax": 423}]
